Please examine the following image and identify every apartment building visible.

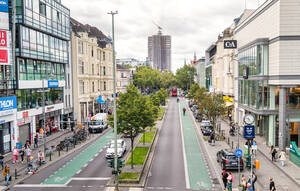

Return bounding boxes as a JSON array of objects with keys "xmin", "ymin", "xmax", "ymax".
[
  {"xmin": 71, "ymin": 18, "xmax": 113, "ymax": 123},
  {"xmin": 233, "ymin": 0, "xmax": 300, "ymax": 149},
  {"xmin": 116, "ymin": 64, "xmax": 131, "ymax": 93}
]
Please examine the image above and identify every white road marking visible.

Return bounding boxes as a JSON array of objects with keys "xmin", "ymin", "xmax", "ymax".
[
  {"xmin": 178, "ymin": 102, "xmax": 191, "ymax": 189},
  {"xmin": 89, "ymin": 158, "xmax": 93, "ymax": 162},
  {"xmin": 76, "ymin": 169, "xmax": 81, "ymax": 174},
  {"xmin": 83, "ymin": 163, "xmax": 88, "ymax": 168},
  {"xmin": 71, "ymin": 177, "xmax": 110, "ymax": 181},
  {"xmin": 94, "ymin": 153, "xmax": 98, "ymax": 157},
  {"xmin": 14, "ymin": 184, "xmax": 69, "ymax": 188}
]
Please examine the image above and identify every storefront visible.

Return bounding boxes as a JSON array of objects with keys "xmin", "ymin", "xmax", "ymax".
[
  {"xmin": 0, "ymin": 96, "xmax": 18, "ymax": 154},
  {"xmin": 36, "ymin": 110, "xmax": 61, "ymax": 135}
]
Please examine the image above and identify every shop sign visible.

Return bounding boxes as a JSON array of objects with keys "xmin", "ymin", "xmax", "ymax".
[
  {"xmin": 0, "ymin": 0, "xmax": 8, "ymax": 13},
  {"xmin": 48, "ymin": 80, "xmax": 59, "ymax": 88},
  {"xmin": 0, "ymin": 12, "xmax": 8, "ymax": 30},
  {"xmin": 0, "ymin": 96, "xmax": 17, "ymax": 112},
  {"xmin": 224, "ymin": 40, "xmax": 237, "ymax": 49},
  {"xmin": 0, "ymin": 49, "xmax": 7, "ymax": 63},
  {"xmin": 22, "ymin": 111, "xmax": 29, "ymax": 118},
  {"xmin": 0, "ymin": 119, "xmax": 5, "ymax": 124},
  {"xmin": 244, "ymin": 125, "xmax": 255, "ymax": 139},
  {"xmin": 0, "ymin": 30, "xmax": 7, "ymax": 47}
]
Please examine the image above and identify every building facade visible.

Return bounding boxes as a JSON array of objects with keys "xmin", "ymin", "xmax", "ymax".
[
  {"xmin": 205, "ymin": 44, "xmax": 216, "ymax": 92},
  {"xmin": 148, "ymin": 30, "xmax": 171, "ymax": 72},
  {"xmin": 13, "ymin": 0, "xmax": 70, "ymax": 147},
  {"xmin": 116, "ymin": 64, "xmax": 131, "ymax": 93},
  {"xmin": 233, "ymin": 0, "xmax": 300, "ymax": 148},
  {"xmin": 71, "ymin": 18, "xmax": 113, "ymax": 123}
]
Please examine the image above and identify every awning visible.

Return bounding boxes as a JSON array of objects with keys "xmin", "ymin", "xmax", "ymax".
[{"xmin": 223, "ymin": 96, "xmax": 234, "ymax": 107}]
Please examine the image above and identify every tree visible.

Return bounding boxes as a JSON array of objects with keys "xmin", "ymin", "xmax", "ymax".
[
  {"xmin": 175, "ymin": 65, "xmax": 196, "ymax": 91},
  {"xmin": 155, "ymin": 88, "xmax": 168, "ymax": 105},
  {"xmin": 108, "ymin": 84, "xmax": 157, "ymax": 169},
  {"xmin": 133, "ymin": 66, "xmax": 161, "ymax": 92},
  {"xmin": 198, "ymin": 93, "xmax": 226, "ymax": 128},
  {"xmin": 187, "ymin": 83, "xmax": 200, "ymax": 100},
  {"xmin": 160, "ymin": 70, "xmax": 176, "ymax": 89}
]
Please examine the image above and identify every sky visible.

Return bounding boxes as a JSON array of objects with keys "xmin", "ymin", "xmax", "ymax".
[{"xmin": 62, "ymin": 0, "xmax": 266, "ymax": 73}]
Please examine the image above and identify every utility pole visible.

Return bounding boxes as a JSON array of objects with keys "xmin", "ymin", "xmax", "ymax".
[{"xmin": 108, "ymin": 10, "xmax": 118, "ymax": 191}]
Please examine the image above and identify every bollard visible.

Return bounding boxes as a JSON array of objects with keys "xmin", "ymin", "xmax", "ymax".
[
  {"xmin": 49, "ymin": 152, "xmax": 52, "ymax": 161},
  {"xmin": 39, "ymin": 158, "xmax": 42, "ymax": 166},
  {"xmin": 66, "ymin": 144, "xmax": 69, "ymax": 152},
  {"xmin": 232, "ymin": 141, "xmax": 234, "ymax": 149},
  {"xmin": 15, "ymin": 168, "xmax": 17, "ymax": 179},
  {"xmin": 228, "ymin": 137, "xmax": 230, "ymax": 144},
  {"xmin": 58, "ymin": 149, "xmax": 61, "ymax": 157}
]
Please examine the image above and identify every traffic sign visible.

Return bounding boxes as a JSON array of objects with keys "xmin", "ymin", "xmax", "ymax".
[{"xmin": 235, "ymin": 149, "xmax": 243, "ymax": 157}]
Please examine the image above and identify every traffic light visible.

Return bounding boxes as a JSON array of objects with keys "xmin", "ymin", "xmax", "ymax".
[
  {"xmin": 107, "ymin": 159, "xmax": 114, "ymax": 168},
  {"xmin": 117, "ymin": 159, "xmax": 125, "ymax": 169}
]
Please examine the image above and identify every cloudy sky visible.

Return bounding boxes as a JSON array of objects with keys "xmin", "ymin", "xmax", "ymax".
[{"xmin": 63, "ymin": 0, "xmax": 266, "ymax": 73}]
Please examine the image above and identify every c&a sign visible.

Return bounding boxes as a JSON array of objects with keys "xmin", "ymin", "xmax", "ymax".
[{"xmin": 224, "ymin": 40, "xmax": 237, "ymax": 49}]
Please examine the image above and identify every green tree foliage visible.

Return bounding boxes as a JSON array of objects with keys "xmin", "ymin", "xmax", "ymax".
[
  {"xmin": 108, "ymin": 83, "xmax": 157, "ymax": 169},
  {"xmin": 133, "ymin": 66, "xmax": 161, "ymax": 91},
  {"xmin": 187, "ymin": 83, "xmax": 201, "ymax": 99},
  {"xmin": 155, "ymin": 88, "xmax": 168, "ymax": 105},
  {"xmin": 175, "ymin": 65, "xmax": 196, "ymax": 91},
  {"xmin": 160, "ymin": 70, "xmax": 176, "ymax": 89}
]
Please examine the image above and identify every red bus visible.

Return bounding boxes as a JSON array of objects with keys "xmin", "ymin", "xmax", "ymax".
[{"xmin": 171, "ymin": 88, "xmax": 177, "ymax": 97}]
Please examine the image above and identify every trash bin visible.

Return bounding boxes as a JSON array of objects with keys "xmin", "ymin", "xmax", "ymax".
[{"xmin": 255, "ymin": 159, "xmax": 260, "ymax": 169}]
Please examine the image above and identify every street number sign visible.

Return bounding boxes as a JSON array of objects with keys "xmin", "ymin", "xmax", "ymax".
[{"xmin": 235, "ymin": 149, "xmax": 243, "ymax": 157}]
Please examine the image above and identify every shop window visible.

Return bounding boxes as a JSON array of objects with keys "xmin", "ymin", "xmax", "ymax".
[{"xmin": 39, "ymin": 1, "xmax": 46, "ymax": 16}]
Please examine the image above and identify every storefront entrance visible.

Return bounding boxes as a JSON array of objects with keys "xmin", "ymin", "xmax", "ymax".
[
  {"xmin": 0, "ymin": 122, "xmax": 11, "ymax": 154},
  {"xmin": 19, "ymin": 124, "xmax": 31, "ymax": 145}
]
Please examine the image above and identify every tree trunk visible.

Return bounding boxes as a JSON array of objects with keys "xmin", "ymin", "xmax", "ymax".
[
  {"xmin": 143, "ymin": 131, "xmax": 145, "ymax": 145},
  {"xmin": 131, "ymin": 137, "xmax": 134, "ymax": 169}
]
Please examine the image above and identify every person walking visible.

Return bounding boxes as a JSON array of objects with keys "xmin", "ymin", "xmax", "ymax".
[
  {"xmin": 183, "ymin": 107, "xmax": 186, "ymax": 116},
  {"xmin": 226, "ymin": 172, "xmax": 233, "ymax": 191},
  {"xmin": 0, "ymin": 153, "xmax": 4, "ymax": 170},
  {"xmin": 269, "ymin": 177, "xmax": 276, "ymax": 191},
  {"xmin": 12, "ymin": 146, "xmax": 19, "ymax": 164},
  {"xmin": 221, "ymin": 170, "xmax": 228, "ymax": 190},
  {"xmin": 25, "ymin": 147, "xmax": 32, "ymax": 162},
  {"xmin": 19, "ymin": 147, "xmax": 25, "ymax": 164},
  {"xmin": 279, "ymin": 150, "xmax": 286, "ymax": 167},
  {"xmin": 241, "ymin": 176, "xmax": 247, "ymax": 191},
  {"xmin": 248, "ymin": 172, "xmax": 257, "ymax": 191},
  {"xmin": 246, "ymin": 183, "xmax": 254, "ymax": 191},
  {"xmin": 271, "ymin": 146, "xmax": 277, "ymax": 162},
  {"xmin": 34, "ymin": 134, "xmax": 38, "ymax": 148},
  {"xmin": 3, "ymin": 164, "xmax": 10, "ymax": 186}
]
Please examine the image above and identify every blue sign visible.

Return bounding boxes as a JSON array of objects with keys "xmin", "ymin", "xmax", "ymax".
[
  {"xmin": 244, "ymin": 125, "xmax": 255, "ymax": 139},
  {"xmin": 235, "ymin": 149, "xmax": 243, "ymax": 157},
  {"xmin": 0, "ymin": 0, "xmax": 8, "ymax": 13},
  {"xmin": 48, "ymin": 80, "xmax": 59, "ymax": 88},
  {"xmin": 0, "ymin": 96, "xmax": 17, "ymax": 112},
  {"xmin": 97, "ymin": 96, "xmax": 105, "ymax": 104}
]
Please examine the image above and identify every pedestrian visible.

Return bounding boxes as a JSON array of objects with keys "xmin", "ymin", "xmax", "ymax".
[
  {"xmin": 25, "ymin": 147, "xmax": 32, "ymax": 162},
  {"xmin": 226, "ymin": 172, "xmax": 233, "ymax": 191},
  {"xmin": 3, "ymin": 164, "xmax": 10, "ymax": 186},
  {"xmin": 34, "ymin": 134, "xmax": 38, "ymax": 148},
  {"xmin": 221, "ymin": 170, "xmax": 228, "ymax": 190},
  {"xmin": 39, "ymin": 128, "xmax": 44, "ymax": 138},
  {"xmin": 269, "ymin": 177, "xmax": 276, "ymax": 191},
  {"xmin": 246, "ymin": 183, "xmax": 253, "ymax": 191},
  {"xmin": 12, "ymin": 146, "xmax": 19, "ymax": 164},
  {"xmin": 271, "ymin": 147, "xmax": 277, "ymax": 162},
  {"xmin": 19, "ymin": 147, "xmax": 25, "ymax": 164},
  {"xmin": 0, "ymin": 153, "xmax": 4, "ymax": 170},
  {"xmin": 183, "ymin": 107, "xmax": 186, "ymax": 116},
  {"xmin": 279, "ymin": 150, "xmax": 286, "ymax": 167},
  {"xmin": 241, "ymin": 176, "xmax": 247, "ymax": 191},
  {"xmin": 25, "ymin": 139, "xmax": 30, "ymax": 149},
  {"xmin": 249, "ymin": 172, "xmax": 257, "ymax": 191},
  {"xmin": 228, "ymin": 114, "xmax": 232, "ymax": 122},
  {"xmin": 210, "ymin": 131, "xmax": 215, "ymax": 144}
]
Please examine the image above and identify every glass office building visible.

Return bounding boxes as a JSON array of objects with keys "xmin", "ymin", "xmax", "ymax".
[{"xmin": 11, "ymin": 0, "xmax": 70, "ymax": 146}]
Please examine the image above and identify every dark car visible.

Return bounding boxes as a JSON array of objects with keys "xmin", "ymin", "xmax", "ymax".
[
  {"xmin": 202, "ymin": 126, "xmax": 213, "ymax": 136},
  {"xmin": 217, "ymin": 149, "xmax": 244, "ymax": 171}
]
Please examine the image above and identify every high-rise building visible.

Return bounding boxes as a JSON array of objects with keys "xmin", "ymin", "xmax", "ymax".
[{"xmin": 148, "ymin": 30, "xmax": 171, "ymax": 72}]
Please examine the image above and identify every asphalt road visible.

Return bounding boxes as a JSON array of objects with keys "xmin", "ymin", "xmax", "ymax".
[
  {"xmin": 145, "ymin": 98, "xmax": 186, "ymax": 191},
  {"xmin": 11, "ymin": 128, "xmax": 115, "ymax": 191}
]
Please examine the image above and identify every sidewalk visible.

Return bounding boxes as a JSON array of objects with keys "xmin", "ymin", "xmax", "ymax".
[
  {"xmin": 221, "ymin": 119, "xmax": 300, "ymax": 190},
  {"xmin": 0, "ymin": 129, "xmax": 73, "ymax": 186}
]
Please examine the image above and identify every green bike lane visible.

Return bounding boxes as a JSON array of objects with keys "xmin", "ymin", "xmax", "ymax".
[
  {"xmin": 43, "ymin": 129, "xmax": 114, "ymax": 185},
  {"xmin": 179, "ymin": 101, "xmax": 213, "ymax": 190}
]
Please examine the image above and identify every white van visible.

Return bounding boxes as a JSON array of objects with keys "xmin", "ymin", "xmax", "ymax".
[{"xmin": 88, "ymin": 113, "xmax": 108, "ymax": 133}]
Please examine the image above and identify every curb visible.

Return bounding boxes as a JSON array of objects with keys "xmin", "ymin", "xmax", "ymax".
[{"xmin": 8, "ymin": 130, "xmax": 108, "ymax": 188}]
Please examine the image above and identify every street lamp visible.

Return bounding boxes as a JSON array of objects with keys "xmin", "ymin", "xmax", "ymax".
[{"xmin": 108, "ymin": 10, "xmax": 119, "ymax": 191}]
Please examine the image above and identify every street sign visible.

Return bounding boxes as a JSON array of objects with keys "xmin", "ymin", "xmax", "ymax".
[
  {"xmin": 235, "ymin": 149, "xmax": 243, "ymax": 157},
  {"xmin": 244, "ymin": 125, "xmax": 255, "ymax": 139}
]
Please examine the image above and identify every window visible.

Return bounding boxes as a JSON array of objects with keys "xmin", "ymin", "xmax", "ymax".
[
  {"xmin": 92, "ymin": 82, "xmax": 95, "ymax": 92},
  {"xmin": 104, "ymin": 81, "xmax": 106, "ymax": 91},
  {"xmin": 103, "ymin": 52, "xmax": 105, "ymax": 61},
  {"xmin": 121, "ymin": 73, "xmax": 124, "ymax": 78},
  {"xmin": 91, "ymin": 47, "xmax": 94, "ymax": 57},
  {"xmin": 39, "ymin": 1, "xmax": 46, "ymax": 16},
  {"xmin": 26, "ymin": 0, "xmax": 32, "ymax": 9},
  {"xmin": 65, "ymin": 95, "xmax": 67, "ymax": 107},
  {"xmin": 68, "ymin": 74, "xmax": 70, "ymax": 88},
  {"xmin": 92, "ymin": 64, "xmax": 94, "ymax": 75},
  {"xmin": 78, "ymin": 41, "xmax": 83, "ymax": 54},
  {"xmin": 103, "ymin": 66, "xmax": 106, "ymax": 76},
  {"xmin": 57, "ymin": 11, "xmax": 61, "ymax": 23},
  {"xmin": 79, "ymin": 81, "xmax": 84, "ymax": 95},
  {"xmin": 78, "ymin": 60, "xmax": 84, "ymax": 74}
]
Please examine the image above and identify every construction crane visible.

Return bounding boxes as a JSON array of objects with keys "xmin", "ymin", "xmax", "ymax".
[{"xmin": 152, "ymin": 21, "xmax": 163, "ymax": 33}]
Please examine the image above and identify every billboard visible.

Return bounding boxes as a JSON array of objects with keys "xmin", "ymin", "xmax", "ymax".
[
  {"xmin": 0, "ymin": 30, "xmax": 9, "ymax": 65},
  {"xmin": 0, "ymin": 0, "xmax": 8, "ymax": 13},
  {"xmin": 0, "ymin": 96, "xmax": 17, "ymax": 112}
]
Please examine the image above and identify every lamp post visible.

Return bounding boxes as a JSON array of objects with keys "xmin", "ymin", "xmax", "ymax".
[{"xmin": 108, "ymin": 10, "xmax": 118, "ymax": 191}]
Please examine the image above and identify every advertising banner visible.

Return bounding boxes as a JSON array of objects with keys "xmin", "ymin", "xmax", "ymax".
[
  {"xmin": 0, "ymin": 96, "xmax": 17, "ymax": 112},
  {"xmin": 0, "ymin": 0, "xmax": 8, "ymax": 13}
]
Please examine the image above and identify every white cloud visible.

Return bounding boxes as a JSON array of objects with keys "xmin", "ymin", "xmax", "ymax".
[{"xmin": 63, "ymin": 0, "xmax": 265, "ymax": 73}]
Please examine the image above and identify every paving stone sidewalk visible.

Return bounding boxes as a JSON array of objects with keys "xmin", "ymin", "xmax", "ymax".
[{"xmin": 220, "ymin": 119, "xmax": 300, "ymax": 190}]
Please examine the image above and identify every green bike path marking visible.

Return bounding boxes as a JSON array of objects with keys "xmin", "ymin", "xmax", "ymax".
[
  {"xmin": 43, "ymin": 130, "xmax": 114, "ymax": 185},
  {"xmin": 179, "ymin": 101, "xmax": 213, "ymax": 190}
]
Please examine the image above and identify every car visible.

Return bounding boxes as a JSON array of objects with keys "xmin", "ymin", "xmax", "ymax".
[
  {"xmin": 191, "ymin": 105, "xmax": 199, "ymax": 112},
  {"xmin": 217, "ymin": 149, "xmax": 244, "ymax": 171},
  {"xmin": 88, "ymin": 113, "xmax": 108, "ymax": 133},
  {"xmin": 202, "ymin": 126, "xmax": 213, "ymax": 136},
  {"xmin": 105, "ymin": 139, "xmax": 127, "ymax": 159},
  {"xmin": 200, "ymin": 120, "xmax": 211, "ymax": 130}
]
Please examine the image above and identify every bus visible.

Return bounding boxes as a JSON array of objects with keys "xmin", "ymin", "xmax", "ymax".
[{"xmin": 171, "ymin": 88, "xmax": 177, "ymax": 97}]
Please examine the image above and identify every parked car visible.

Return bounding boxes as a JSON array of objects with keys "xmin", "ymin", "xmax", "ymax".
[
  {"xmin": 202, "ymin": 126, "xmax": 213, "ymax": 136},
  {"xmin": 88, "ymin": 113, "xmax": 108, "ymax": 133},
  {"xmin": 191, "ymin": 105, "xmax": 199, "ymax": 112},
  {"xmin": 200, "ymin": 120, "xmax": 211, "ymax": 130},
  {"xmin": 217, "ymin": 149, "xmax": 244, "ymax": 171},
  {"xmin": 106, "ymin": 139, "xmax": 127, "ymax": 159}
]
